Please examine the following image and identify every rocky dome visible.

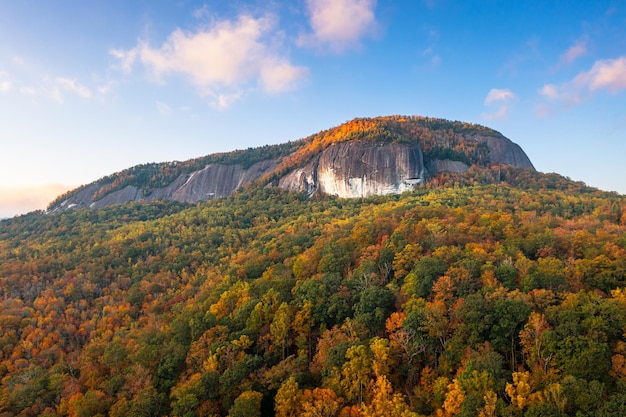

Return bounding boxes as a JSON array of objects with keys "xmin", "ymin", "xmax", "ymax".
[{"xmin": 48, "ymin": 115, "xmax": 535, "ymax": 212}]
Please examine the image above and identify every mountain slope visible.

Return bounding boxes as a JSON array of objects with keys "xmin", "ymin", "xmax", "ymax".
[
  {"xmin": 1, "ymin": 171, "xmax": 625, "ymax": 416},
  {"xmin": 48, "ymin": 115, "xmax": 534, "ymax": 211}
]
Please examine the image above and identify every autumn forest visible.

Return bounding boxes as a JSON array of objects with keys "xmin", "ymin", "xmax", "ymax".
[{"xmin": 1, "ymin": 165, "xmax": 626, "ymax": 416}]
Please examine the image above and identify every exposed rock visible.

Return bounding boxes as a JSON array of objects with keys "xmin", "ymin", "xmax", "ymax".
[
  {"xmin": 430, "ymin": 159, "xmax": 470, "ymax": 174},
  {"xmin": 471, "ymin": 135, "xmax": 534, "ymax": 168},
  {"xmin": 48, "ymin": 116, "xmax": 537, "ymax": 212},
  {"xmin": 280, "ymin": 141, "xmax": 425, "ymax": 198},
  {"xmin": 52, "ymin": 159, "xmax": 279, "ymax": 211}
]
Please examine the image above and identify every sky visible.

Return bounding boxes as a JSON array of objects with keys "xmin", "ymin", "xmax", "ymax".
[{"xmin": 1, "ymin": 0, "xmax": 625, "ymax": 218}]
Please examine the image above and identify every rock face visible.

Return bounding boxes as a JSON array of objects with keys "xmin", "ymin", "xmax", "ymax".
[
  {"xmin": 472, "ymin": 135, "xmax": 534, "ymax": 168},
  {"xmin": 279, "ymin": 142, "xmax": 425, "ymax": 198},
  {"xmin": 51, "ymin": 160, "xmax": 279, "ymax": 212},
  {"xmin": 429, "ymin": 159, "xmax": 470, "ymax": 174},
  {"xmin": 49, "ymin": 117, "xmax": 537, "ymax": 212}
]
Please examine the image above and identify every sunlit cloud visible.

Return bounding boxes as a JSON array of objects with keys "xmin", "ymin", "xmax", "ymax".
[
  {"xmin": 559, "ymin": 39, "xmax": 587, "ymax": 65},
  {"xmin": 484, "ymin": 88, "xmax": 516, "ymax": 105},
  {"xmin": 111, "ymin": 14, "xmax": 308, "ymax": 108},
  {"xmin": 298, "ymin": 0, "xmax": 378, "ymax": 53},
  {"xmin": 482, "ymin": 88, "xmax": 516, "ymax": 120},
  {"xmin": 0, "ymin": 184, "xmax": 74, "ymax": 218},
  {"xmin": 584, "ymin": 57, "xmax": 626, "ymax": 92},
  {"xmin": 539, "ymin": 56, "xmax": 626, "ymax": 109}
]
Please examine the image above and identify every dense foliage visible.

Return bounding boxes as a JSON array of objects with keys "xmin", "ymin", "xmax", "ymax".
[{"xmin": 3, "ymin": 166, "xmax": 626, "ymax": 417}]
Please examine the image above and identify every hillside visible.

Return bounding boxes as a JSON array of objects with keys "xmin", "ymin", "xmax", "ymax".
[
  {"xmin": 1, "ymin": 166, "xmax": 626, "ymax": 416},
  {"xmin": 48, "ymin": 116, "xmax": 534, "ymax": 212}
]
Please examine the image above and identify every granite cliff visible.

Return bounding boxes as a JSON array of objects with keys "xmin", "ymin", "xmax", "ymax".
[
  {"xmin": 279, "ymin": 142, "xmax": 425, "ymax": 197},
  {"xmin": 48, "ymin": 116, "xmax": 535, "ymax": 211}
]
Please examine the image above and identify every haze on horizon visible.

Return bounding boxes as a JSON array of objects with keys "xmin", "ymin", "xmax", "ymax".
[{"xmin": 1, "ymin": 0, "xmax": 625, "ymax": 218}]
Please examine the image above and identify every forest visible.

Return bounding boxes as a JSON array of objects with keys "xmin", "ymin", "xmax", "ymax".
[{"xmin": 1, "ymin": 165, "xmax": 626, "ymax": 416}]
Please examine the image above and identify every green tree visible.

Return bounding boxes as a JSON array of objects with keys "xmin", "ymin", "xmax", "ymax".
[{"xmin": 228, "ymin": 391, "xmax": 263, "ymax": 417}]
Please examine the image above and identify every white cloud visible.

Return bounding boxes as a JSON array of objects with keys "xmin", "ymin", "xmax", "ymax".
[
  {"xmin": 96, "ymin": 80, "xmax": 116, "ymax": 95},
  {"xmin": 482, "ymin": 88, "xmax": 516, "ymax": 120},
  {"xmin": 3, "ymin": 59, "xmax": 99, "ymax": 101},
  {"xmin": 539, "ymin": 56, "xmax": 626, "ymax": 107},
  {"xmin": 585, "ymin": 57, "xmax": 626, "ymax": 92},
  {"xmin": 215, "ymin": 91, "xmax": 244, "ymax": 110},
  {"xmin": 10, "ymin": 77, "xmax": 93, "ymax": 102},
  {"xmin": 539, "ymin": 84, "xmax": 559, "ymax": 100},
  {"xmin": 560, "ymin": 39, "xmax": 587, "ymax": 65},
  {"xmin": 19, "ymin": 86, "xmax": 37, "ymax": 96},
  {"xmin": 111, "ymin": 14, "xmax": 308, "ymax": 105},
  {"xmin": 156, "ymin": 101, "xmax": 172, "ymax": 116},
  {"xmin": 54, "ymin": 77, "xmax": 92, "ymax": 99},
  {"xmin": 484, "ymin": 88, "xmax": 516, "ymax": 105},
  {"xmin": 298, "ymin": 0, "xmax": 378, "ymax": 53},
  {"xmin": 110, "ymin": 48, "xmax": 137, "ymax": 74},
  {"xmin": 44, "ymin": 77, "xmax": 93, "ymax": 103}
]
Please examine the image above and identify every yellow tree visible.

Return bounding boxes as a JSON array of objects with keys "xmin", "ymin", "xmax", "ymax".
[
  {"xmin": 369, "ymin": 337, "xmax": 392, "ymax": 379},
  {"xmin": 275, "ymin": 376, "xmax": 301, "ymax": 417},
  {"xmin": 270, "ymin": 302, "xmax": 292, "ymax": 360},
  {"xmin": 439, "ymin": 378, "xmax": 465, "ymax": 417},
  {"xmin": 341, "ymin": 345, "xmax": 372, "ymax": 405},
  {"xmin": 519, "ymin": 312, "xmax": 553, "ymax": 382},
  {"xmin": 361, "ymin": 375, "xmax": 418, "ymax": 417},
  {"xmin": 505, "ymin": 371, "xmax": 532, "ymax": 411}
]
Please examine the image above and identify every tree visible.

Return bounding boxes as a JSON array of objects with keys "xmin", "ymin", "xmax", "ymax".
[
  {"xmin": 66, "ymin": 390, "xmax": 110, "ymax": 417},
  {"xmin": 353, "ymin": 286, "xmax": 395, "ymax": 333},
  {"xmin": 361, "ymin": 375, "xmax": 417, "ymax": 417},
  {"xmin": 489, "ymin": 298, "xmax": 531, "ymax": 370},
  {"xmin": 520, "ymin": 312, "xmax": 553, "ymax": 379},
  {"xmin": 301, "ymin": 388, "xmax": 343, "ymax": 417},
  {"xmin": 275, "ymin": 377, "xmax": 301, "ymax": 417},
  {"xmin": 228, "ymin": 391, "xmax": 263, "ymax": 417},
  {"xmin": 341, "ymin": 345, "xmax": 372, "ymax": 405},
  {"xmin": 505, "ymin": 371, "xmax": 532, "ymax": 411},
  {"xmin": 270, "ymin": 302, "xmax": 292, "ymax": 360}
]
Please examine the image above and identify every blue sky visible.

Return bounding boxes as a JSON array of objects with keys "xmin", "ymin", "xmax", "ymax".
[{"xmin": 1, "ymin": 0, "xmax": 625, "ymax": 217}]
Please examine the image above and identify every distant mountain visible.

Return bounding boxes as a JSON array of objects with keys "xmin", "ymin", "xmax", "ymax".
[{"xmin": 48, "ymin": 115, "xmax": 534, "ymax": 212}]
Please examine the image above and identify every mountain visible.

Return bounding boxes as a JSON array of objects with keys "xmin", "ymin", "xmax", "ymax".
[
  {"xmin": 48, "ymin": 116, "xmax": 534, "ymax": 211},
  {"xmin": 1, "ymin": 170, "xmax": 625, "ymax": 416},
  {"xmin": 4, "ymin": 116, "xmax": 626, "ymax": 417}
]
